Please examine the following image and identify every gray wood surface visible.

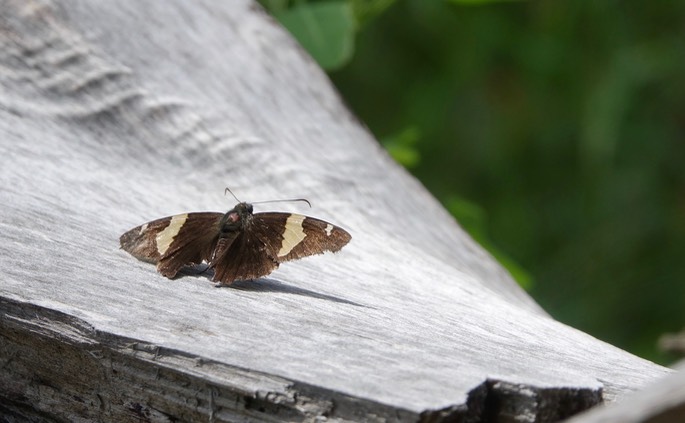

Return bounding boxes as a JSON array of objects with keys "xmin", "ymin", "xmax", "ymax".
[
  {"xmin": 0, "ymin": 1, "xmax": 672, "ymax": 421},
  {"xmin": 566, "ymin": 362, "xmax": 685, "ymax": 423}
]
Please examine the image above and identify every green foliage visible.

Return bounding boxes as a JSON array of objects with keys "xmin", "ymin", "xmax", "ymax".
[
  {"xmin": 263, "ymin": 0, "xmax": 685, "ymax": 365},
  {"xmin": 447, "ymin": 0, "xmax": 523, "ymax": 4},
  {"xmin": 446, "ymin": 196, "xmax": 533, "ymax": 290},
  {"xmin": 269, "ymin": 1, "xmax": 357, "ymax": 70},
  {"xmin": 351, "ymin": 0, "xmax": 397, "ymax": 26},
  {"xmin": 381, "ymin": 126, "xmax": 421, "ymax": 168},
  {"xmin": 260, "ymin": 0, "xmax": 398, "ymax": 69}
]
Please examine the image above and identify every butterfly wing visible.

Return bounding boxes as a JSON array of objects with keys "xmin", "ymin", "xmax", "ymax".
[
  {"xmin": 209, "ymin": 227, "xmax": 279, "ymax": 285},
  {"xmin": 120, "ymin": 212, "xmax": 223, "ymax": 278},
  {"xmin": 252, "ymin": 212, "xmax": 352, "ymax": 263},
  {"xmin": 209, "ymin": 212, "xmax": 351, "ymax": 285}
]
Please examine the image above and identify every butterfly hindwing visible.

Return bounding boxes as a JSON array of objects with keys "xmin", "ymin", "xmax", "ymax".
[
  {"xmin": 209, "ymin": 228, "xmax": 278, "ymax": 285},
  {"xmin": 120, "ymin": 212, "xmax": 223, "ymax": 278}
]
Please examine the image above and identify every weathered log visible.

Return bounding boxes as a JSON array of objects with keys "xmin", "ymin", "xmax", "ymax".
[
  {"xmin": 566, "ymin": 362, "xmax": 685, "ymax": 423},
  {"xmin": 0, "ymin": 1, "xmax": 671, "ymax": 421}
]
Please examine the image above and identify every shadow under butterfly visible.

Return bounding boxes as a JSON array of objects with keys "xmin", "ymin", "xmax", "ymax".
[
  {"xmin": 119, "ymin": 191, "xmax": 351, "ymax": 287},
  {"xmin": 176, "ymin": 269, "xmax": 368, "ymax": 307}
]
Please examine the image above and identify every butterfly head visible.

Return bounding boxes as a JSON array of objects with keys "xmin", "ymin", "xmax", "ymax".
[{"xmin": 220, "ymin": 202, "xmax": 254, "ymax": 234}]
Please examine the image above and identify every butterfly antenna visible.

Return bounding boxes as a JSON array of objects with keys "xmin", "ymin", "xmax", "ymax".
[
  {"xmin": 224, "ymin": 187, "xmax": 242, "ymax": 203},
  {"xmin": 251, "ymin": 198, "xmax": 312, "ymax": 208}
]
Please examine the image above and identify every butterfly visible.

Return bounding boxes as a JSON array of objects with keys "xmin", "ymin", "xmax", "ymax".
[{"xmin": 119, "ymin": 199, "xmax": 351, "ymax": 286}]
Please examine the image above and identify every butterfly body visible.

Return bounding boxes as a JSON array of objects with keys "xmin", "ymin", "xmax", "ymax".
[{"xmin": 120, "ymin": 202, "xmax": 351, "ymax": 285}]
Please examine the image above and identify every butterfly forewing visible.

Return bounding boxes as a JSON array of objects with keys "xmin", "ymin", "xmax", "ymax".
[
  {"xmin": 252, "ymin": 213, "xmax": 352, "ymax": 263},
  {"xmin": 120, "ymin": 212, "xmax": 223, "ymax": 278}
]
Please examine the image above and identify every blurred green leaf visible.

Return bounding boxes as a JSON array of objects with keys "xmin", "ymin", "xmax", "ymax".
[
  {"xmin": 447, "ymin": 0, "xmax": 524, "ymax": 4},
  {"xmin": 445, "ymin": 196, "xmax": 487, "ymax": 240},
  {"xmin": 490, "ymin": 251, "xmax": 533, "ymax": 290},
  {"xmin": 382, "ymin": 126, "xmax": 421, "ymax": 168},
  {"xmin": 351, "ymin": 0, "xmax": 397, "ymax": 26},
  {"xmin": 446, "ymin": 197, "xmax": 533, "ymax": 290},
  {"xmin": 275, "ymin": 1, "xmax": 356, "ymax": 70}
]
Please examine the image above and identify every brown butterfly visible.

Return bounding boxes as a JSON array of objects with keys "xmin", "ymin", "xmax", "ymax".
[{"xmin": 120, "ymin": 197, "xmax": 351, "ymax": 286}]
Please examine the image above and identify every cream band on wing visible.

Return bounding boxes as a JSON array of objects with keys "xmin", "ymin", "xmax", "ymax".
[
  {"xmin": 278, "ymin": 214, "xmax": 306, "ymax": 257},
  {"xmin": 156, "ymin": 214, "xmax": 188, "ymax": 255}
]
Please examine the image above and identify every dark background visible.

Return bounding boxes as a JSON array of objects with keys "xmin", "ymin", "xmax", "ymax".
[{"xmin": 262, "ymin": 0, "xmax": 685, "ymax": 364}]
